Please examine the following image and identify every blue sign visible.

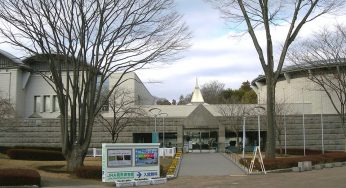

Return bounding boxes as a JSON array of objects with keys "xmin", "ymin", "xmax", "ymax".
[{"xmin": 152, "ymin": 132, "xmax": 159, "ymax": 143}]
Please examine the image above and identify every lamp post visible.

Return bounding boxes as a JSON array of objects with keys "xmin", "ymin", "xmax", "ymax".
[
  {"xmin": 254, "ymin": 106, "xmax": 265, "ymax": 149},
  {"xmin": 149, "ymin": 108, "xmax": 161, "ymax": 143},
  {"xmin": 160, "ymin": 112, "xmax": 168, "ymax": 148},
  {"xmin": 302, "ymin": 88, "xmax": 306, "ymax": 156},
  {"xmin": 242, "ymin": 116, "xmax": 246, "ymax": 158}
]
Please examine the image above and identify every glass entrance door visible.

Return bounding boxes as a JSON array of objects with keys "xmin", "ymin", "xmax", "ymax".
[{"xmin": 184, "ymin": 129, "xmax": 218, "ymax": 152}]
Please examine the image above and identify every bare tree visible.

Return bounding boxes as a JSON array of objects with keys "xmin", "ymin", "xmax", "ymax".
[
  {"xmin": 218, "ymin": 103, "xmax": 250, "ymax": 151},
  {"xmin": 97, "ymin": 88, "xmax": 145, "ymax": 143},
  {"xmin": 208, "ymin": 0, "xmax": 344, "ymax": 158},
  {"xmin": 289, "ymin": 24, "xmax": 346, "ymax": 150},
  {"xmin": 0, "ymin": 0, "xmax": 190, "ymax": 171},
  {"xmin": 275, "ymin": 99, "xmax": 292, "ymax": 156},
  {"xmin": 201, "ymin": 80, "xmax": 225, "ymax": 104},
  {"xmin": 0, "ymin": 96, "xmax": 18, "ymax": 132}
]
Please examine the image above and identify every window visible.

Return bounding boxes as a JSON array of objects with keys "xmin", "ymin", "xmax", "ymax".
[
  {"xmin": 53, "ymin": 95, "xmax": 60, "ymax": 112},
  {"xmin": 43, "ymin": 95, "xmax": 50, "ymax": 112},
  {"xmin": 34, "ymin": 96, "xmax": 41, "ymax": 113}
]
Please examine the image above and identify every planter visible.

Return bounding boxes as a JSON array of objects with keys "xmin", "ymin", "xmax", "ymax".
[
  {"xmin": 134, "ymin": 179, "xmax": 151, "ymax": 186},
  {"xmin": 115, "ymin": 180, "xmax": 134, "ymax": 187},
  {"xmin": 324, "ymin": 163, "xmax": 334, "ymax": 168},
  {"xmin": 150, "ymin": 177, "xmax": 167, "ymax": 185},
  {"xmin": 334, "ymin": 162, "xmax": 343, "ymax": 167}
]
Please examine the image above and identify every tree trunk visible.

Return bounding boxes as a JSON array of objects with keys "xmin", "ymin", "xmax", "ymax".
[
  {"xmin": 265, "ymin": 76, "xmax": 276, "ymax": 159},
  {"xmin": 66, "ymin": 145, "xmax": 85, "ymax": 172}
]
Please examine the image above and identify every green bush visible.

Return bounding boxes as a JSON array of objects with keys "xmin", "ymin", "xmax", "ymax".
[
  {"xmin": 0, "ymin": 168, "xmax": 41, "ymax": 186},
  {"xmin": 75, "ymin": 166, "xmax": 102, "ymax": 179},
  {"xmin": 7, "ymin": 149, "xmax": 65, "ymax": 161}
]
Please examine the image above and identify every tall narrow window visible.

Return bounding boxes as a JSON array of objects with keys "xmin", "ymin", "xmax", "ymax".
[
  {"xmin": 53, "ymin": 95, "xmax": 60, "ymax": 112},
  {"xmin": 34, "ymin": 96, "xmax": 41, "ymax": 113},
  {"xmin": 44, "ymin": 95, "xmax": 50, "ymax": 112}
]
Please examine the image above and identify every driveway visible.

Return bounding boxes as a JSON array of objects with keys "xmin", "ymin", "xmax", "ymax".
[{"xmin": 178, "ymin": 153, "xmax": 245, "ymax": 176}]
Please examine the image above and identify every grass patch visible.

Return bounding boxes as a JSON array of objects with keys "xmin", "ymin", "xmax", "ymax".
[{"xmin": 37, "ymin": 165, "xmax": 67, "ymax": 173}]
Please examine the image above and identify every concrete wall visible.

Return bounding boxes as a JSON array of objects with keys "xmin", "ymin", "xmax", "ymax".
[
  {"xmin": 254, "ymin": 75, "xmax": 339, "ymax": 115},
  {"xmin": 108, "ymin": 72, "xmax": 155, "ymax": 106},
  {"xmin": 0, "ymin": 114, "xmax": 344, "ymax": 151}
]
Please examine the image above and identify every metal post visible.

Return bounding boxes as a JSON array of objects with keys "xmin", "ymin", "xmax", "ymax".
[
  {"xmin": 163, "ymin": 116, "xmax": 165, "ymax": 148},
  {"xmin": 154, "ymin": 115, "xmax": 157, "ymax": 132},
  {"xmin": 258, "ymin": 114, "xmax": 261, "ymax": 149},
  {"xmin": 302, "ymin": 88, "xmax": 306, "ymax": 156},
  {"xmin": 283, "ymin": 88, "xmax": 287, "ymax": 155},
  {"xmin": 284, "ymin": 113, "xmax": 287, "ymax": 156},
  {"xmin": 321, "ymin": 92, "xmax": 324, "ymax": 154},
  {"xmin": 242, "ymin": 116, "xmax": 246, "ymax": 158}
]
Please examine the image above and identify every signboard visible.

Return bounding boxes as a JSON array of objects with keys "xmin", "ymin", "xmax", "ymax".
[
  {"xmin": 102, "ymin": 143, "xmax": 160, "ymax": 182},
  {"xmin": 135, "ymin": 148, "xmax": 158, "ymax": 166}
]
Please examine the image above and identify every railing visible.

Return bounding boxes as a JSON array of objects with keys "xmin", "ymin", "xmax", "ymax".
[
  {"xmin": 159, "ymin": 147, "xmax": 176, "ymax": 157},
  {"xmin": 87, "ymin": 148, "xmax": 102, "ymax": 157}
]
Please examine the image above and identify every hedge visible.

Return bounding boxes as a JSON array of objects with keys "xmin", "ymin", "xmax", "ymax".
[
  {"xmin": 75, "ymin": 166, "xmax": 102, "ymax": 179},
  {"xmin": 0, "ymin": 146, "xmax": 61, "ymax": 154},
  {"xmin": 0, "ymin": 168, "xmax": 41, "ymax": 186},
  {"xmin": 7, "ymin": 149, "xmax": 65, "ymax": 161}
]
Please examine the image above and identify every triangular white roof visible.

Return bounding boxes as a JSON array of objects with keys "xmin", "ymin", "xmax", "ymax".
[{"xmin": 190, "ymin": 78, "xmax": 205, "ymax": 104}]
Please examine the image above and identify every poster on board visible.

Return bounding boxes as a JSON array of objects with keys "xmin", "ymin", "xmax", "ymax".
[
  {"xmin": 107, "ymin": 149, "xmax": 132, "ymax": 167},
  {"xmin": 135, "ymin": 148, "xmax": 158, "ymax": 166}
]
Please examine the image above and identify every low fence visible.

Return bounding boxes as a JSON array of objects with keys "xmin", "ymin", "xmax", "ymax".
[
  {"xmin": 159, "ymin": 147, "xmax": 176, "ymax": 157},
  {"xmin": 86, "ymin": 147, "xmax": 176, "ymax": 157}
]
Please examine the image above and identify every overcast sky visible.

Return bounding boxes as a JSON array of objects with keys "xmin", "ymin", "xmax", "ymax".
[
  {"xmin": 0, "ymin": 0, "xmax": 345, "ymax": 102},
  {"xmin": 137, "ymin": 0, "xmax": 346, "ymax": 101}
]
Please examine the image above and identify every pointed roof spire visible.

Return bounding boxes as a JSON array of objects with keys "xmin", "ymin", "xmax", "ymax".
[
  {"xmin": 195, "ymin": 77, "xmax": 199, "ymax": 89},
  {"xmin": 190, "ymin": 77, "xmax": 205, "ymax": 104}
]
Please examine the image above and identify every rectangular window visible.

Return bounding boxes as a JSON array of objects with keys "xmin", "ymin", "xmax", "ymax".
[
  {"xmin": 34, "ymin": 96, "xmax": 41, "ymax": 113},
  {"xmin": 43, "ymin": 95, "xmax": 50, "ymax": 112},
  {"xmin": 53, "ymin": 95, "xmax": 60, "ymax": 112}
]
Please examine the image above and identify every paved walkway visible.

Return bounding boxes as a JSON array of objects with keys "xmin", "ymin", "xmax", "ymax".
[
  {"xmin": 142, "ymin": 166, "xmax": 346, "ymax": 188},
  {"xmin": 178, "ymin": 153, "xmax": 245, "ymax": 176}
]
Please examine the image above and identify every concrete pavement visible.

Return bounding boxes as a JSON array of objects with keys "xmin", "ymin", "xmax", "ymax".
[
  {"xmin": 179, "ymin": 153, "xmax": 245, "ymax": 176},
  {"xmin": 143, "ymin": 166, "xmax": 346, "ymax": 188}
]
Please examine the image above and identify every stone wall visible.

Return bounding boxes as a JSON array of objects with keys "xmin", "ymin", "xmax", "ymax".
[{"xmin": 0, "ymin": 114, "xmax": 344, "ymax": 151}]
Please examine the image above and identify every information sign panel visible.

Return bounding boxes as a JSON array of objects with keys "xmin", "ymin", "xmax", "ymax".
[
  {"xmin": 102, "ymin": 143, "xmax": 160, "ymax": 182},
  {"xmin": 135, "ymin": 148, "xmax": 158, "ymax": 166}
]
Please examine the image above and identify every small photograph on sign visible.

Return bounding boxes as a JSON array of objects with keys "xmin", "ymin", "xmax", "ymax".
[
  {"xmin": 135, "ymin": 148, "xmax": 158, "ymax": 166},
  {"xmin": 107, "ymin": 149, "xmax": 132, "ymax": 167}
]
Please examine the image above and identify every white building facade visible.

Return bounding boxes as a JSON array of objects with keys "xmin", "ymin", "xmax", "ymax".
[
  {"xmin": 251, "ymin": 64, "xmax": 344, "ymax": 115},
  {"xmin": 0, "ymin": 50, "xmax": 155, "ymax": 118}
]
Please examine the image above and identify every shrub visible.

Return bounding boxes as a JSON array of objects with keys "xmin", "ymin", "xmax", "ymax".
[
  {"xmin": 75, "ymin": 166, "xmax": 102, "ymax": 179},
  {"xmin": 276, "ymin": 148, "xmax": 324, "ymax": 155},
  {"xmin": 323, "ymin": 152, "xmax": 346, "ymax": 162},
  {"xmin": 0, "ymin": 168, "xmax": 41, "ymax": 186},
  {"xmin": 14, "ymin": 146, "xmax": 62, "ymax": 152},
  {"xmin": 0, "ymin": 146, "xmax": 11, "ymax": 154},
  {"xmin": 7, "ymin": 149, "xmax": 65, "ymax": 161},
  {"xmin": 240, "ymin": 152, "xmax": 346, "ymax": 170}
]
